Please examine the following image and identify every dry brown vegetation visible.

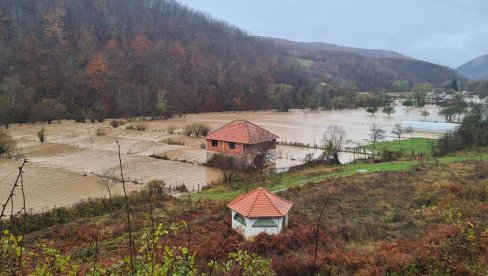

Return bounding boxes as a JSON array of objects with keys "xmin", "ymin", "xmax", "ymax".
[
  {"xmin": 95, "ymin": 128, "xmax": 108, "ymax": 136},
  {"xmin": 0, "ymin": 128, "xmax": 16, "ymax": 156},
  {"xmin": 2, "ymin": 158, "xmax": 487, "ymax": 274},
  {"xmin": 126, "ymin": 122, "xmax": 147, "ymax": 131},
  {"xmin": 109, "ymin": 119, "xmax": 128, "ymax": 128}
]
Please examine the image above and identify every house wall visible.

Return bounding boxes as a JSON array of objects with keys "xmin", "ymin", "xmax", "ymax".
[
  {"xmin": 231, "ymin": 210, "xmax": 285, "ymax": 240},
  {"xmin": 206, "ymin": 140, "xmax": 244, "ymax": 155}
]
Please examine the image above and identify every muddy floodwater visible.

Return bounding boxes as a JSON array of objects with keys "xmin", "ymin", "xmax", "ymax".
[
  {"xmin": 147, "ymin": 105, "xmax": 444, "ymax": 145},
  {"xmin": 1, "ymin": 105, "xmax": 445, "ymax": 213}
]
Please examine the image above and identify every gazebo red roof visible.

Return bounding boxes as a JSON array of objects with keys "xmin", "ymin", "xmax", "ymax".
[
  {"xmin": 205, "ymin": 120, "xmax": 279, "ymax": 144},
  {"xmin": 227, "ymin": 187, "xmax": 293, "ymax": 218}
]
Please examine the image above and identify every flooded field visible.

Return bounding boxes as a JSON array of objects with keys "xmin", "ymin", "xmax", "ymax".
[
  {"xmin": 1, "ymin": 105, "xmax": 445, "ymax": 212},
  {"xmin": 145, "ymin": 105, "xmax": 444, "ymax": 146}
]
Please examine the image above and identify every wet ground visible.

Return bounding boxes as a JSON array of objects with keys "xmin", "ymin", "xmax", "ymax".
[{"xmin": 1, "ymin": 105, "xmax": 443, "ymax": 213}]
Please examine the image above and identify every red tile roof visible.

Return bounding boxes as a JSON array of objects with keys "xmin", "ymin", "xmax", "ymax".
[
  {"xmin": 205, "ymin": 120, "xmax": 279, "ymax": 144},
  {"xmin": 227, "ymin": 187, "xmax": 293, "ymax": 218}
]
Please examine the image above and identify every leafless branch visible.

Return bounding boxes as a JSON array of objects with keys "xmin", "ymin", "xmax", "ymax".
[
  {"xmin": 17, "ymin": 163, "xmax": 27, "ymax": 272},
  {"xmin": 0, "ymin": 159, "xmax": 27, "ymax": 220},
  {"xmin": 116, "ymin": 141, "xmax": 134, "ymax": 274},
  {"xmin": 313, "ymin": 195, "xmax": 330, "ymax": 271}
]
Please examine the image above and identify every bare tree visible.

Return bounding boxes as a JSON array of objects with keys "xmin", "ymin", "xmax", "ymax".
[
  {"xmin": 391, "ymin": 123, "xmax": 403, "ymax": 140},
  {"xmin": 322, "ymin": 125, "xmax": 346, "ymax": 161},
  {"xmin": 369, "ymin": 123, "xmax": 386, "ymax": 149}
]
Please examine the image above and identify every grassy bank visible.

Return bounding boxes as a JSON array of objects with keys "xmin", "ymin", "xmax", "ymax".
[{"xmin": 192, "ymin": 146, "xmax": 488, "ymax": 201}]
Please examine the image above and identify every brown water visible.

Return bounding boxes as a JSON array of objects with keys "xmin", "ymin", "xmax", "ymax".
[
  {"xmin": 1, "ymin": 105, "xmax": 444, "ymax": 212},
  {"xmin": 146, "ymin": 105, "xmax": 444, "ymax": 146}
]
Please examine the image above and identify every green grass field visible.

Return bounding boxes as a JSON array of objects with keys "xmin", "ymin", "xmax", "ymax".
[{"xmin": 363, "ymin": 138, "xmax": 435, "ymax": 155}]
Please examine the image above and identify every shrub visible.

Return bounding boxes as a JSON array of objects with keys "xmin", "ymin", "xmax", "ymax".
[
  {"xmin": 37, "ymin": 127, "xmax": 46, "ymax": 143},
  {"xmin": 183, "ymin": 123, "xmax": 210, "ymax": 137},
  {"xmin": 135, "ymin": 122, "xmax": 147, "ymax": 131},
  {"xmin": 147, "ymin": 180, "xmax": 166, "ymax": 196},
  {"xmin": 183, "ymin": 124, "xmax": 193, "ymax": 136},
  {"xmin": 95, "ymin": 128, "xmax": 108, "ymax": 136},
  {"xmin": 161, "ymin": 138, "xmax": 184, "ymax": 145},
  {"xmin": 0, "ymin": 129, "xmax": 16, "ymax": 156},
  {"xmin": 166, "ymin": 125, "xmax": 176, "ymax": 134},
  {"xmin": 110, "ymin": 119, "xmax": 127, "ymax": 128},
  {"xmin": 126, "ymin": 122, "xmax": 147, "ymax": 131},
  {"xmin": 73, "ymin": 108, "xmax": 86, "ymax": 123},
  {"xmin": 195, "ymin": 123, "xmax": 210, "ymax": 137}
]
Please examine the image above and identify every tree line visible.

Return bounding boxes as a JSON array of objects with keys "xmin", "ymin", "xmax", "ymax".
[{"xmin": 0, "ymin": 0, "xmax": 466, "ymax": 127}]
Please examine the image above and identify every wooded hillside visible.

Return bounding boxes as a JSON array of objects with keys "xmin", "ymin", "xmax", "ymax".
[
  {"xmin": 260, "ymin": 36, "xmax": 460, "ymax": 91},
  {"xmin": 0, "ymin": 0, "xmax": 460, "ymax": 124}
]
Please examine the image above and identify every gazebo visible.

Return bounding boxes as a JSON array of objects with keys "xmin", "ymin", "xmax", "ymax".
[{"xmin": 227, "ymin": 187, "xmax": 293, "ymax": 240}]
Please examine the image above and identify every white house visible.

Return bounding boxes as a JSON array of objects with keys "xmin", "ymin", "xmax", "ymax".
[{"xmin": 227, "ymin": 187, "xmax": 293, "ymax": 240}]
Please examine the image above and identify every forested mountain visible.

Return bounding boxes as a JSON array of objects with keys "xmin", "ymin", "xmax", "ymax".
[
  {"xmin": 457, "ymin": 54, "xmax": 488, "ymax": 80},
  {"xmin": 259, "ymin": 36, "xmax": 460, "ymax": 90},
  {"xmin": 0, "ymin": 0, "xmax": 289, "ymax": 122},
  {"xmin": 0, "ymin": 0, "xmax": 460, "ymax": 125},
  {"xmin": 257, "ymin": 36, "xmax": 412, "ymax": 60}
]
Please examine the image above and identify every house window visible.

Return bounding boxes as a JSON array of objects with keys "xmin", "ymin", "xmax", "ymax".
[
  {"xmin": 233, "ymin": 213, "xmax": 246, "ymax": 226},
  {"xmin": 211, "ymin": 140, "xmax": 218, "ymax": 147},
  {"xmin": 252, "ymin": 218, "xmax": 277, "ymax": 228},
  {"xmin": 229, "ymin": 142, "xmax": 236, "ymax": 149}
]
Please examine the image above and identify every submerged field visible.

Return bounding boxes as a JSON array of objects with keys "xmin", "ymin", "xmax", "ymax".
[{"xmin": 1, "ymin": 105, "xmax": 445, "ymax": 213}]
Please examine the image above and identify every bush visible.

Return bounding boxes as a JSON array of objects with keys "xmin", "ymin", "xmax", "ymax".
[
  {"xmin": 183, "ymin": 125, "xmax": 193, "ymax": 136},
  {"xmin": 126, "ymin": 122, "xmax": 147, "ymax": 131},
  {"xmin": 110, "ymin": 119, "xmax": 127, "ymax": 128},
  {"xmin": 183, "ymin": 123, "xmax": 210, "ymax": 137},
  {"xmin": 37, "ymin": 127, "xmax": 46, "ymax": 143},
  {"xmin": 147, "ymin": 180, "xmax": 166, "ymax": 196},
  {"xmin": 73, "ymin": 108, "xmax": 86, "ymax": 123},
  {"xmin": 135, "ymin": 122, "xmax": 147, "ymax": 131},
  {"xmin": 166, "ymin": 125, "xmax": 176, "ymax": 134},
  {"xmin": 95, "ymin": 128, "xmax": 108, "ymax": 136},
  {"xmin": 161, "ymin": 138, "xmax": 184, "ymax": 145},
  {"xmin": 0, "ymin": 129, "xmax": 16, "ymax": 156}
]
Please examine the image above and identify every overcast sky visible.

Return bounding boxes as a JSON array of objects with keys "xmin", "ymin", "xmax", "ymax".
[{"xmin": 177, "ymin": 0, "xmax": 488, "ymax": 68}]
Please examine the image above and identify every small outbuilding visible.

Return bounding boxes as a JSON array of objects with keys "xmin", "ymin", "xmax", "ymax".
[
  {"xmin": 205, "ymin": 120, "xmax": 279, "ymax": 165},
  {"xmin": 227, "ymin": 187, "xmax": 293, "ymax": 240}
]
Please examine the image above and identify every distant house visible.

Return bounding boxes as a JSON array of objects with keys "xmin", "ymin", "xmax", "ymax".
[
  {"xmin": 227, "ymin": 187, "xmax": 293, "ymax": 240},
  {"xmin": 205, "ymin": 120, "xmax": 279, "ymax": 164}
]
